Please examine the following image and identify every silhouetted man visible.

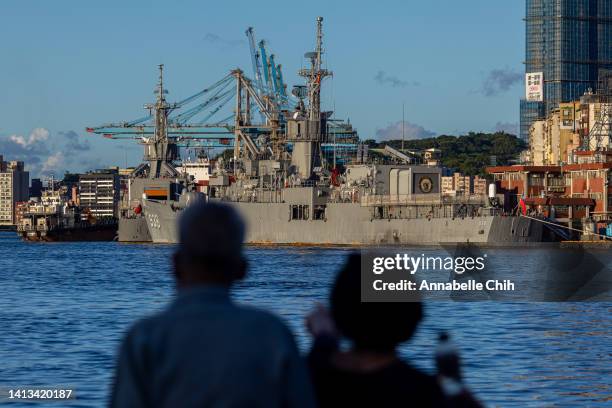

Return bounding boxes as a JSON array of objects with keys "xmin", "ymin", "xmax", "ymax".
[{"xmin": 110, "ymin": 202, "xmax": 315, "ymax": 408}]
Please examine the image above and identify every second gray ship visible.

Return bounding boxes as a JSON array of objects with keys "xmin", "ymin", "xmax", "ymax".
[{"xmin": 97, "ymin": 17, "xmax": 559, "ymax": 246}]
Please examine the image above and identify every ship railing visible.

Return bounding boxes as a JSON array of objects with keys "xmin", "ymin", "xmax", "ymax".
[
  {"xmin": 17, "ymin": 224, "xmax": 49, "ymax": 232},
  {"xmin": 360, "ymin": 194, "xmax": 488, "ymax": 207},
  {"xmin": 229, "ymin": 188, "xmax": 285, "ymax": 203},
  {"xmin": 23, "ymin": 208, "xmax": 58, "ymax": 216}
]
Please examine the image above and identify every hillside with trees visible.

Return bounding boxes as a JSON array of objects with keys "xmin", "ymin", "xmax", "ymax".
[{"xmin": 363, "ymin": 132, "xmax": 526, "ymax": 176}]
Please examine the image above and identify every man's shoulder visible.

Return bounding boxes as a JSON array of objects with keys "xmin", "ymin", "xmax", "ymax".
[
  {"xmin": 128, "ymin": 303, "xmax": 292, "ymax": 341},
  {"xmin": 233, "ymin": 304, "xmax": 294, "ymax": 337},
  {"xmin": 123, "ymin": 312, "xmax": 164, "ymax": 343}
]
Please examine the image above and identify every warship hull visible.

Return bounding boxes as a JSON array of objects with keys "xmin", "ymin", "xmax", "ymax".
[
  {"xmin": 143, "ymin": 199, "xmax": 552, "ymax": 246},
  {"xmin": 118, "ymin": 217, "xmax": 152, "ymax": 243}
]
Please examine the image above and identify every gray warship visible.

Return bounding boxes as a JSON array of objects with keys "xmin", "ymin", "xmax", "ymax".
[
  {"xmin": 95, "ymin": 17, "xmax": 557, "ymax": 245},
  {"xmin": 108, "ymin": 65, "xmax": 203, "ymax": 243}
]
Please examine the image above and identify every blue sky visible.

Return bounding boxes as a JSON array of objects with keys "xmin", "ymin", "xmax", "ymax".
[{"xmin": 0, "ymin": 0, "xmax": 525, "ymax": 177}]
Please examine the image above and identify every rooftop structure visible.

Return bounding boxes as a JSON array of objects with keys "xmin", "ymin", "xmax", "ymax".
[{"xmin": 488, "ymin": 150, "xmax": 612, "ymax": 230}]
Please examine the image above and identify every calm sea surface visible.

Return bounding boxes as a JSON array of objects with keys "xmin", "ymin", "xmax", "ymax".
[{"xmin": 0, "ymin": 231, "xmax": 610, "ymax": 407}]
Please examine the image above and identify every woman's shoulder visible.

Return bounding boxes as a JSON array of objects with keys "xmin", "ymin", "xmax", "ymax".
[
  {"xmin": 388, "ymin": 359, "xmax": 440, "ymax": 388},
  {"xmin": 310, "ymin": 357, "xmax": 444, "ymax": 407}
]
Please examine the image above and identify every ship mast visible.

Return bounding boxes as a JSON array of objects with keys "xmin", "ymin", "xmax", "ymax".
[
  {"xmin": 300, "ymin": 16, "xmax": 332, "ymax": 124},
  {"xmin": 143, "ymin": 64, "xmax": 179, "ymax": 178},
  {"xmin": 289, "ymin": 17, "xmax": 333, "ymax": 178},
  {"xmin": 154, "ymin": 64, "xmax": 169, "ymax": 144}
]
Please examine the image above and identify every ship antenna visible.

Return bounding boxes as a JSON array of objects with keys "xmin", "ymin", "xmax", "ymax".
[
  {"xmin": 157, "ymin": 64, "xmax": 165, "ymax": 102},
  {"xmin": 316, "ymin": 16, "xmax": 323, "ymax": 72},
  {"xmin": 300, "ymin": 16, "xmax": 332, "ymax": 122}
]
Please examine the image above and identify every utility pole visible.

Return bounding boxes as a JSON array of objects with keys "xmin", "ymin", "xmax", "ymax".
[{"xmin": 333, "ymin": 126, "xmax": 337, "ymax": 169}]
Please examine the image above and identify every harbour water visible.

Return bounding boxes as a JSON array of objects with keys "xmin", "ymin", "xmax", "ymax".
[{"xmin": 0, "ymin": 232, "xmax": 610, "ymax": 407}]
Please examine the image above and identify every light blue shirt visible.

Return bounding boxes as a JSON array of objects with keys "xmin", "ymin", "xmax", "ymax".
[{"xmin": 110, "ymin": 286, "xmax": 316, "ymax": 408}]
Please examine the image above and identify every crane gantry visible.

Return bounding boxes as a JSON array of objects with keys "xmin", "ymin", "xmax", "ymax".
[
  {"xmin": 86, "ymin": 21, "xmax": 359, "ymax": 168},
  {"xmin": 86, "ymin": 28, "xmax": 293, "ymax": 151}
]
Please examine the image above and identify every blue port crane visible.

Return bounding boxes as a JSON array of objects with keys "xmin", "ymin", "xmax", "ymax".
[
  {"xmin": 276, "ymin": 63, "xmax": 287, "ymax": 99},
  {"xmin": 268, "ymin": 54, "xmax": 283, "ymax": 99},
  {"xmin": 258, "ymin": 40, "xmax": 275, "ymax": 97},
  {"xmin": 245, "ymin": 27, "xmax": 264, "ymax": 95},
  {"xmin": 243, "ymin": 26, "xmax": 293, "ymax": 112},
  {"xmin": 245, "ymin": 27, "xmax": 266, "ymax": 122}
]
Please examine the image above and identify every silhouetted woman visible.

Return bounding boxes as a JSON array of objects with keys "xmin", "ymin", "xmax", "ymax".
[{"xmin": 306, "ymin": 253, "xmax": 481, "ymax": 408}]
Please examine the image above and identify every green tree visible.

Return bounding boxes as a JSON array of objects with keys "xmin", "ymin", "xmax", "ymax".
[{"xmin": 369, "ymin": 132, "xmax": 526, "ymax": 176}]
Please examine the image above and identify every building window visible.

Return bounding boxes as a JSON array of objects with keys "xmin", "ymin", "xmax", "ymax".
[{"xmin": 290, "ymin": 205, "xmax": 309, "ymax": 220}]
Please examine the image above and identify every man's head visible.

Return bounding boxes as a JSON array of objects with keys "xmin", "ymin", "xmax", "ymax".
[
  {"xmin": 330, "ymin": 253, "xmax": 423, "ymax": 352},
  {"xmin": 173, "ymin": 201, "xmax": 247, "ymax": 288}
]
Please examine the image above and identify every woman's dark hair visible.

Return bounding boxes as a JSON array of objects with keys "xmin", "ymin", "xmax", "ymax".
[{"xmin": 330, "ymin": 253, "xmax": 423, "ymax": 351}]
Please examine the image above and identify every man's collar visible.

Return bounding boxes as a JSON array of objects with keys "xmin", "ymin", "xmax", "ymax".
[{"xmin": 173, "ymin": 285, "xmax": 232, "ymax": 305}]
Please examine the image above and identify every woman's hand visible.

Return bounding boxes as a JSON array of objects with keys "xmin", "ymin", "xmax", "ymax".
[{"xmin": 305, "ymin": 303, "xmax": 338, "ymax": 339}]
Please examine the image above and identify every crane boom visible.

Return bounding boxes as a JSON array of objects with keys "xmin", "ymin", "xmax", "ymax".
[
  {"xmin": 258, "ymin": 40, "xmax": 275, "ymax": 96},
  {"xmin": 276, "ymin": 63, "xmax": 287, "ymax": 98},
  {"xmin": 268, "ymin": 54, "xmax": 280, "ymax": 96},
  {"xmin": 245, "ymin": 27, "xmax": 264, "ymax": 95}
]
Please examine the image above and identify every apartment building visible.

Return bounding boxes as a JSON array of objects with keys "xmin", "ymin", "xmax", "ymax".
[
  {"xmin": 78, "ymin": 170, "xmax": 120, "ymax": 219},
  {"xmin": 0, "ymin": 157, "xmax": 30, "ymax": 226}
]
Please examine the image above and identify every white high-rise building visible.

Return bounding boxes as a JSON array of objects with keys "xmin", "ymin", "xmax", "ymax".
[{"xmin": 0, "ymin": 157, "xmax": 30, "ymax": 226}]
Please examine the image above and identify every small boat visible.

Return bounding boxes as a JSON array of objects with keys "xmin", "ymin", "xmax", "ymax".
[{"xmin": 16, "ymin": 190, "xmax": 117, "ymax": 242}]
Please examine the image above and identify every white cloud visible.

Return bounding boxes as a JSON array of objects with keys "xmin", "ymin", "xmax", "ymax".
[
  {"xmin": 374, "ymin": 71, "xmax": 420, "ymax": 88},
  {"xmin": 375, "ymin": 120, "xmax": 436, "ymax": 141},
  {"xmin": 0, "ymin": 128, "xmax": 97, "ymax": 177},
  {"xmin": 8, "ymin": 127, "xmax": 49, "ymax": 148},
  {"xmin": 482, "ymin": 68, "xmax": 522, "ymax": 97},
  {"xmin": 29, "ymin": 128, "xmax": 50, "ymax": 144},
  {"xmin": 41, "ymin": 152, "xmax": 64, "ymax": 175}
]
